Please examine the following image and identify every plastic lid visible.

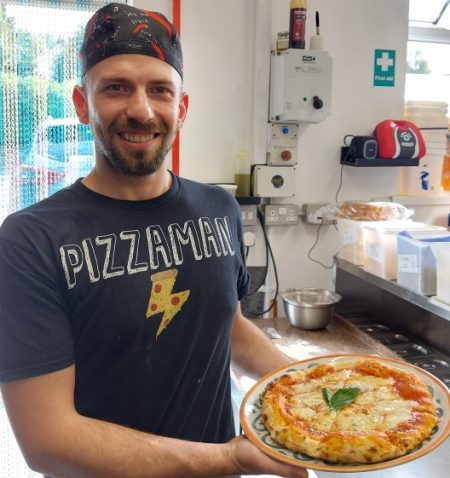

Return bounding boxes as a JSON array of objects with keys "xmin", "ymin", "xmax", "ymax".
[{"xmin": 405, "ymin": 100, "xmax": 448, "ymax": 110}]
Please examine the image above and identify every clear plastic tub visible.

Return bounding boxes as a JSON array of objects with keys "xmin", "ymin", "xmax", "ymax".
[
  {"xmin": 362, "ymin": 222, "xmax": 445, "ymax": 280},
  {"xmin": 337, "ymin": 218, "xmax": 412, "ymax": 266}
]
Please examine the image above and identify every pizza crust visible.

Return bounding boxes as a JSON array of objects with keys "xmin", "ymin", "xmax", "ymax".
[{"xmin": 260, "ymin": 359, "xmax": 438, "ymax": 464}]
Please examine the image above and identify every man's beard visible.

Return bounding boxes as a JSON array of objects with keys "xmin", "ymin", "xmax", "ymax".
[{"xmin": 96, "ymin": 119, "xmax": 176, "ymax": 177}]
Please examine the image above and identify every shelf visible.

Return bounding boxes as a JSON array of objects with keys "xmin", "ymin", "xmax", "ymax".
[
  {"xmin": 340, "ymin": 147, "xmax": 420, "ymax": 167},
  {"xmin": 336, "ymin": 258, "xmax": 450, "ymax": 323},
  {"xmin": 236, "ymin": 196, "xmax": 261, "ymax": 205}
]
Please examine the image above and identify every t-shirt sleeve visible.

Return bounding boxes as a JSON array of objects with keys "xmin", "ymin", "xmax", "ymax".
[{"xmin": 0, "ymin": 237, "xmax": 74, "ymax": 382}]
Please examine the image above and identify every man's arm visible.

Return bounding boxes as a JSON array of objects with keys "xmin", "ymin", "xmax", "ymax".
[
  {"xmin": 1, "ymin": 365, "xmax": 307, "ymax": 478},
  {"xmin": 231, "ymin": 303, "xmax": 292, "ymax": 379}
]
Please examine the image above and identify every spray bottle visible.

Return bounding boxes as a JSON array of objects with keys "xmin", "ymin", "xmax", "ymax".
[{"xmin": 289, "ymin": 0, "xmax": 307, "ymax": 49}]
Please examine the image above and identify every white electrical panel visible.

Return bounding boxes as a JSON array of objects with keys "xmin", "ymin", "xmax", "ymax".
[
  {"xmin": 269, "ymin": 49, "xmax": 332, "ymax": 123},
  {"xmin": 267, "ymin": 123, "xmax": 299, "ymax": 166},
  {"xmin": 252, "ymin": 165, "xmax": 296, "ymax": 198}
]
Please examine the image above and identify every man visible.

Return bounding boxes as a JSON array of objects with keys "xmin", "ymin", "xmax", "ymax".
[{"xmin": 0, "ymin": 4, "xmax": 307, "ymax": 477}]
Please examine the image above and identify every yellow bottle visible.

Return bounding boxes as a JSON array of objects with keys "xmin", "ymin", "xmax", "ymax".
[
  {"xmin": 441, "ymin": 154, "xmax": 450, "ymax": 191},
  {"xmin": 234, "ymin": 149, "xmax": 252, "ymax": 197}
]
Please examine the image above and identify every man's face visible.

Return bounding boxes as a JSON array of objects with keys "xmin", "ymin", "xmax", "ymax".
[{"xmin": 74, "ymin": 54, "xmax": 187, "ymax": 176}]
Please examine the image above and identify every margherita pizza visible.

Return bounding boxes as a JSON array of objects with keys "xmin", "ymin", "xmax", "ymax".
[{"xmin": 260, "ymin": 358, "xmax": 438, "ymax": 464}]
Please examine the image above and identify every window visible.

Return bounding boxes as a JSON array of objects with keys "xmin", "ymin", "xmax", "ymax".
[
  {"xmin": 0, "ymin": 0, "xmax": 126, "ymax": 224},
  {"xmin": 0, "ymin": 2, "xmax": 126, "ymax": 475},
  {"xmin": 405, "ymin": 0, "xmax": 450, "ymax": 106}
]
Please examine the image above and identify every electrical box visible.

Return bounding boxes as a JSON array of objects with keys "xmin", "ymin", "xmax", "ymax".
[
  {"xmin": 267, "ymin": 123, "xmax": 299, "ymax": 166},
  {"xmin": 252, "ymin": 165, "xmax": 296, "ymax": 198},
  {"xmin": 269, "ymin": 49, "xmax": 332, "ymax": 123}
]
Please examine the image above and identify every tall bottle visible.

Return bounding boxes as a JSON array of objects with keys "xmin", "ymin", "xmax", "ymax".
[
  {"xmin": 234, "ymin": 149, "xmax": 251, "ymax": 197},
  {"xmin": 289, "ymin": 0, "xmax": 307, "ymax": 49}
]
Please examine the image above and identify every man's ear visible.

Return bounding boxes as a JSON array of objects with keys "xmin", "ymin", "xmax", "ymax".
[
  {"xmin": 72, "ymin": 85, "xmax": 89, "ymax": 125},
  {"xmin": 177, "ymin": 92, "xmax": 189, "ymax": 129}
]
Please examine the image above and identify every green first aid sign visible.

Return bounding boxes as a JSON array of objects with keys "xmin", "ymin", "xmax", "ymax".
[{"xmin": 373, "ymin": 49, "xmax": 396, "ymax": 87}]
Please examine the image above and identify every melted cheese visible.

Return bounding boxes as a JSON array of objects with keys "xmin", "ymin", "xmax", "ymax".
[{"xmin": 284, "ymin": 367, "xmax": 419, "ymax": 433}]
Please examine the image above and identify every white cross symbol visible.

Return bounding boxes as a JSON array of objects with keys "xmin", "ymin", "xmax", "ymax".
[{"xmin": 377, "ymin": 52, "xmax": 394, "ymax": 72}]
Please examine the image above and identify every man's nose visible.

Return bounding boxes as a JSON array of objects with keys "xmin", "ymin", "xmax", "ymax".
[{"xmin": 125, "ymin": 90, "xmax": 154, "ymax": 124}]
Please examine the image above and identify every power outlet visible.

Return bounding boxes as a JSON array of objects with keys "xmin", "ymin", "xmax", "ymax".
[
  {"xmin": 302, "ymin": 203, "xmax": 336, "ymax": 225},
  {"xmin": 264, "ymin": 204, "xmax": 299, "ymax": 226},
  {"xmin": 240, "ymin": 205, "xmax": 258, "ymax": 226}
]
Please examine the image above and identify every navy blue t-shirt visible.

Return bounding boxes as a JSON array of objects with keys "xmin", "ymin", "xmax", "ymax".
[{"xmin": 0, "ymin": 174, "xmax": 250, "ymax": 443}]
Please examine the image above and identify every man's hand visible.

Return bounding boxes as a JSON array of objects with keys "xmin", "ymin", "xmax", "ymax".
[{"xmin": 227, "ymin": 435, "xmax": 309, "ymax": 478}]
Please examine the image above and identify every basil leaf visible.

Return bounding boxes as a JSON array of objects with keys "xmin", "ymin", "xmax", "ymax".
[
  {"xmin": 322, "ymin": 387, "xmax": 332, "ymax": 405},
  {"xmin": 328, "ymin": 387, "xmax": 361, "ymax": 411}
]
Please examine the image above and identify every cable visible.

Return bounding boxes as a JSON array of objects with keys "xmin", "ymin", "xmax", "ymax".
[
  {"xmin": 307, "ymin": 134, "xmax": 349, "ymax": 269},
  {"xmin": 335, "ymin": 163, "xmax": 345, "ymax": 203},
  {"xmin": 244, "ymin": 207, "xmax": 279, "ymax": 316},
  {"xmin": 307, "ymin": 219, "xmax": 339, "ymax": 269},
  {"xmin": 246, "ymin": 210, "xmax": 269, "ymax": 296}
]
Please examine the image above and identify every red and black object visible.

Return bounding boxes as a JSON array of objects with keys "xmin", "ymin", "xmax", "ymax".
[{"xmin": 375, "ymin": 120, "xmax": 426, "ymax": 160}]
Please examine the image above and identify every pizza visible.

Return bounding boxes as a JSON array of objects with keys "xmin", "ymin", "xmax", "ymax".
[{"xmin": 260, "ymin": 358, "xmax": 438, "ymax": 464}]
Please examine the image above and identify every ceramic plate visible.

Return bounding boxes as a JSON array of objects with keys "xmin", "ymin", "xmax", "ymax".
[{"xmin": 239, "ymin": 353, "xmax": 450, "ymax": 473}]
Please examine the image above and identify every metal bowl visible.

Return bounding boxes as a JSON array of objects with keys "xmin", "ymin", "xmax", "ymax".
[{"xmin": 281, "ymin": 288, "xmax": 342, "ymax": 330}]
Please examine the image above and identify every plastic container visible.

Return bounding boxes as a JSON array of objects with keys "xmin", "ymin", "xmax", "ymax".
[
  {"xmin": 337, "ymin": 218, "xmax": 412, "ymax": 266},
  {"xmin": 421, "ymin": 129, "xmax": 447, "ymax": 147},
  {"xmin": 400, "ymin": 153, "xmax": 445, "ymax": 196},
  {"xmin": 436, "ymin": 247, "xmax": 450, "ymax": 305},
  {"xmin": 404, "ymin": 100, "xmax": 448, "ymax": 129},
  {"xmin": 397, "ymin": 230, "xmax": 450, "ymax": 296},
  {"xmin": 215, "ymin": 184, "xmax": 238, "ymax": 196},
  {"xmin": 362, "ymin": 222, "xmax": 444, "ymax": 280}
]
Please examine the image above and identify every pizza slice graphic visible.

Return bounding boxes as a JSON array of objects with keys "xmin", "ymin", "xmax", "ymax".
[{"xmin": 146, "ymin": 268, "xmax": 190, "ymax": 338}]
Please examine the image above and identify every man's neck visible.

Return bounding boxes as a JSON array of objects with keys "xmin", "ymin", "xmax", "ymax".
[{"xmin": 81, "ymin": 166, "xmax": 172, "ymax": 201}]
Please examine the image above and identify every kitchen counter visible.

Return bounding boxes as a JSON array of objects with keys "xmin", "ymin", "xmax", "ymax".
[
  {"xmin": 248, "ymin": 314, "xmax": 400, "ymax": 361},
  {"xmin": 335, "ymin": 258, "xmax": 450, "ymax": 354},
  {"xmin": 232, "ymin": 314, "xmax": 449, "ymax": 478}
]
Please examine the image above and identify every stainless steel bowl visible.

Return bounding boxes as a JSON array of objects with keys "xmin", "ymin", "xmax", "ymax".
[{"xmin": 281, "ymin": 288, "xmax": 342, "ymax": 330}]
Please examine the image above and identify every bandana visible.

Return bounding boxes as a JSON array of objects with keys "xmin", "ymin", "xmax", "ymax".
[{"xmin": 80, "ymin": 3, "xmax": 183, "ymax": 78}]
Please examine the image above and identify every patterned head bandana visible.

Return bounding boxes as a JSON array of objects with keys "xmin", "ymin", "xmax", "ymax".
[{"xmin": 80, "ymin": 3, "xmax": 183, "ymax": 79}]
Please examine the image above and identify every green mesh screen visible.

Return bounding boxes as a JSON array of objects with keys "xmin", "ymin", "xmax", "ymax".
[{"xmin": 0, "ymin": 0, "xmax": 125, "ymax": 222}]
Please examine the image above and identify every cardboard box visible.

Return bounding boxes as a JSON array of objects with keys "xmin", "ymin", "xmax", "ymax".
[
  {"xmin": 436, "ymin": 247, "xmax": 450, "ymax": 305},
  {"xmin": 397, "ymin": 230, "xmax": 450, "ymax": 296}
]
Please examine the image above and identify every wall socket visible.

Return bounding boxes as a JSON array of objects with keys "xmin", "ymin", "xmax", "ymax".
[
  {"xmin": 302, "ymin": 203, "xmax": 336, "ymax": 225},
  {"xmin": 264, "ymin": 204, "xmax": 299, "ymax": 226}
]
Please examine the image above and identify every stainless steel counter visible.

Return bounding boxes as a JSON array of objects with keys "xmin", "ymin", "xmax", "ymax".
[
  {"xmin": 335, "ymin": 259, "xmax": 450, "ymax": 354},
  {"xmin": 337, "ymin": 259, "xmax": 450, "ymax": 322}
]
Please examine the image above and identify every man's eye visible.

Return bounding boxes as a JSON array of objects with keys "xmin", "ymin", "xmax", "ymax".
[
  {"xmin": 108, "ymin": 84, "xmax": 124, "ymax": 92},
  {"xmin": 151, "ymin": 86, "xmax": 171, "ymax": 95}
]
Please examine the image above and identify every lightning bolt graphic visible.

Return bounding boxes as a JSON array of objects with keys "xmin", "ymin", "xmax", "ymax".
[{"xmin": 146, "ymin": 268, "xmax": 190, "ymax": 338}]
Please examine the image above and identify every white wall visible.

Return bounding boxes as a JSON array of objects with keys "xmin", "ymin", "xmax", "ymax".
[{"xmin": 135, "ymin": 0, "xmax": 411, "ymax": 292}]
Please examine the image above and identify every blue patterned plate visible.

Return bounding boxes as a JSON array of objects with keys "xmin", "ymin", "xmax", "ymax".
[{"xmin": 239, "ymin": 353, "xmax": 450, "ymax": 472}]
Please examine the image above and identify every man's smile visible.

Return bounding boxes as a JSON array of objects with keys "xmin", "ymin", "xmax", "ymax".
[{"xmin": 118, "ymin": 132, "xmax": 160, "ymax": 144}]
